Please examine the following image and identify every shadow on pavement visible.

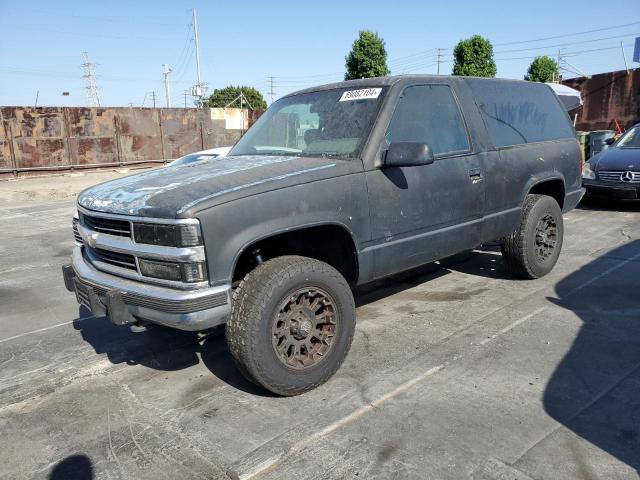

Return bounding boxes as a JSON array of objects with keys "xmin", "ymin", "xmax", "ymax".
[
  {"xmin": 73, "ymin": 307, "xmax": 271, "ymax": 396},
  {"xmin": 578, "ymin": 196, "xmax": 640, "ymax": 212},
  {"xmin": 48, "ymin": 453, "xmax": 93, "ymax": 480},
  {"xmin": 444, "ymin": 245, "xmax": 517, "ymax": 281},
  {"xmin": 544, "ymin": 239, "xmax": 640, "ymax": 473},
  {"xmin": 72, "ymin": 250, "xmax": 500, "ymax": 396}
]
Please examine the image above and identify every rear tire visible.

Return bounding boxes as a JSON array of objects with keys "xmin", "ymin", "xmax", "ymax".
[
  {"xmin": 226, "ymin": 256, "xmax": 355, "ymax": 396},
  {"xmin": 501, "ymin": 194, "xmax": 564, "ymax": 279}
]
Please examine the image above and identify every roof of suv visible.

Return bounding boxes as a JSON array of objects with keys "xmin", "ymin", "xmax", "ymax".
[{"xmin": 285, "ymin": 74, "xmax": 538, "ymax": 97}]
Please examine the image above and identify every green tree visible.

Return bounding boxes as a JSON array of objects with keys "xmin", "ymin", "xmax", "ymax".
[
  {"xmin": 345, "ymin": 30, "xmax": 390, "ymax": 80},
  {"xmin": 525, "ymin": 56, "xmax": 559, "ymax": 82},
  {"xmin": 452, "ymin": 35, "xmax": 497, "ymax": 77},
  {"xmin": 203, "ymin": 86, "xmax": 267, "ymax": 110}
]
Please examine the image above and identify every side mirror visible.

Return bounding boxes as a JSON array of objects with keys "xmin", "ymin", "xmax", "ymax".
[
  {"xmin": 604, "ymin": 137, "xmax": 615, "ymax": 146},
  {"xmin": 383, "ymin": 142, "xmax": 434, "ymax": 168}
]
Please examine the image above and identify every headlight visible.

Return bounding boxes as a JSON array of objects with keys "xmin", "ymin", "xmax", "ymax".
[
  {"xmin": 582, "ymin": 162, "xmax": 595, "ymax": 180},
  {"xmin": 138, "ymin": 258, "xmax": 208, "ymax": 283},
  {"xmin": 133, "ymin": 223, "xmax": 202, "ymax": 247}
]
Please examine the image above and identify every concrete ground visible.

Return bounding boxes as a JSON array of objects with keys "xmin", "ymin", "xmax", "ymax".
[
  {"xmin": 0, "ymin": 167, "xmax": 156, "ymax": 205},
  {"xmin": 0, "ymin": 191, "xmax": 639, "ymax": 480}
]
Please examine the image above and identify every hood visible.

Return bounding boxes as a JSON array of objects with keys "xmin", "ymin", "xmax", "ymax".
[
  {"xmin": 78, "ymin": 155, "xmax": 353, "ymax": 218},
  {"xmin": 590, "ymin": 147, "xmax": 640, "ymax": 171}
]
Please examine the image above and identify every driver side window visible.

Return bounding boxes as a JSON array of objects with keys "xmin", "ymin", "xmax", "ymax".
[{"xmin": 386, "ymin": 85, "xmax": 470, "ymax": 156}]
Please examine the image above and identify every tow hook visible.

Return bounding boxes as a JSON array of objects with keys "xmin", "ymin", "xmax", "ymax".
[{"xmin": 130, "ymin": 321, "xmax": 151, "ymax": 333}]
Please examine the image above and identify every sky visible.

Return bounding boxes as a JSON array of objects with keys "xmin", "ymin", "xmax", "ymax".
[{"xmin": 0, "ymin": 0, "xmax": 638, "ymax": 108}]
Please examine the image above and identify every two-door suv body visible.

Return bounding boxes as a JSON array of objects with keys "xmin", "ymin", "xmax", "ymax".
[{"xmin": 63, "ymin": 75, "xmax": 583, "ymax": 395}]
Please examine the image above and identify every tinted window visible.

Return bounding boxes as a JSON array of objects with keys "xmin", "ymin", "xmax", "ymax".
[
  {"xmin": 467, "ymin": 79, "xmax": 574, "ymax": 148},
  {"xmin": 385, "ymin": 85, "xmax": 469, "ymax": 156}
]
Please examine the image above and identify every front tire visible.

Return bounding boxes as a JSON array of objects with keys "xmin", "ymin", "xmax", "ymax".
[
  {"xmin": 226, "ymin": 256, "xmax": 355, "ymax": 396},
  {"xmin": 502, "ymin": 194, "xmax": 564, "ymax": 279}
]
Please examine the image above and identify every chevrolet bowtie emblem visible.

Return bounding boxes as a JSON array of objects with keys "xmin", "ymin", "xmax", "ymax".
[{"xmin": 86, "ymin": 232, "xmax": 98, "ymax": 248}]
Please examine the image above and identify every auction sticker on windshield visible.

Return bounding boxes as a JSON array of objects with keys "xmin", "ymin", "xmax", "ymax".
[{"xmin": 339, "ymin": 88, "xmax": 382, "ymax": 102}]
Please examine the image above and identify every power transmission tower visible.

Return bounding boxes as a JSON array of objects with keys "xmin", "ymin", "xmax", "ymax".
[
  {"xmin": 150, "ymin": 91, "xmax": 156, "ymax": 109},
  {"xmin": 268, "ymin": 76, "xmax": 276, "ymax": 104},
  {"xmin": 81, "ymin": 52, "xmax": 101, "ymax": 107},
  {"xmin": 183, "ymin": 90, "xmax": 189, "ymax": 108},
  {"xmin": 436, "ymin": 48, "xmax": 443, "ymax": 75},
  {"xmin": 163, "ymin": 64, "xmax": 173, "ymax": 107}
]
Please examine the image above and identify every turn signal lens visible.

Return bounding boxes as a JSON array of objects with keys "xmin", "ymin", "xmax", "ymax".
[
  {"xmin": 582, "ymin": 162, "xmax": 595, "ymax": 180},
  {"xmin": 181, "ymin": 262, "xmax": 208, "ymax": 283}
]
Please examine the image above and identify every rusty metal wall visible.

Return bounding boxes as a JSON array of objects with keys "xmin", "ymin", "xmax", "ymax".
[
  {"xmin": 563, "ymin": 68, "xmax": 640, "ymax": 131},
  {"xmin": 0, "ymin": 107, "xmax": 260, "ymax": 177}
]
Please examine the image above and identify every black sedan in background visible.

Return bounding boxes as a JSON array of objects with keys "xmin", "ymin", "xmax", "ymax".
[{"xmin": 583, "ymin": 123, "xmax": 640, "ymax": 199}]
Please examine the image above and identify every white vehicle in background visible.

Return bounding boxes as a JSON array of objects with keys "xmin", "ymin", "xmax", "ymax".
[{"xmin": 167, "ymin": 146, "xmax": 232, "ymax": 167}]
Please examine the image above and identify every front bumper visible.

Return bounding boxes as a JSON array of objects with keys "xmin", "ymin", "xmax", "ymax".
[
  {"xmin": 63, "ymin": 247, "xmax": 231, "ymax": 331},
  {"xmin": 583, "ymin": 179, "xmax": 639, "ymax": 199}
]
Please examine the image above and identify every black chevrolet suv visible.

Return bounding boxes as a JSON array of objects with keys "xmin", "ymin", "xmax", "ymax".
[{"xmin": 63, "ymin": 75, "xmax": 583, "ymax": 395}]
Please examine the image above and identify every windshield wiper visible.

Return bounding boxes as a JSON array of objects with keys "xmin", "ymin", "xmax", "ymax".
[
  {"xmin": 241, "ymin": 151, "xmax": 299, "ymax": 156},
  {"xmin": 299, "ymin": 152, "xmax": 352, "ymax": 159}
]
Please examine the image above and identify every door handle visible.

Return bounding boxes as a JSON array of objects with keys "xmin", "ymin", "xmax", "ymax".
[{"xmin": 468, "ymin": 168, "xmax": 483, "ymax": 183}]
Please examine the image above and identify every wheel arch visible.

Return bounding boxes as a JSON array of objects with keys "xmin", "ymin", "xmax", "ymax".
[
  {"xmin": 231, "ymin": 221, "xmax": 360, "ymax": 285},
  {"xmin": 525, "ymin": 176, "xmax": 566, "ymax": 209}
]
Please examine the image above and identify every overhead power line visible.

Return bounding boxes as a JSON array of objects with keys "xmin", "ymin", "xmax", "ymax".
[
  {"xmin": 494, "ymin": 43, "xmax": 634, "ymax": 61},
  {"xmin": 18, "ymin": 7, "xmax": 176, "ymax": 26},
  {"xmin": 387, "ymin": 48, "xmax": 439, "ymax": 66},
  {"xmin": 494, "ymin": 32, "xmax": 640, "ymax": 54},
  {"xmin": 173, "ymin": 42, "xmax": 195, "ymax": 84},
  {"xmin": 493, "ymin": 21, "xmax": 640, "ymax": 46},
  {"xmin": 172, "ymin": 23, "xmax": 194, "ymax": 74},
  {"xmin": 16, "ymin": 26, "xmax": 181, "ymax": 42}
]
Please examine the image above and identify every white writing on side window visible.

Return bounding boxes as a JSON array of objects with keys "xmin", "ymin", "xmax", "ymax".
[{"xmin": 339, "ymin": 88, "xmax": 382, "ymax": 102}]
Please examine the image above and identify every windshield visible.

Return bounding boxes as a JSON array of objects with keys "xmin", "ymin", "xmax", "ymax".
[
  {"xmin": 614, "ymin": 126, "xmax": 640, "ymax": 148},
  {"xmin": 229, "ymin": 87, "xmax": 386, "ymax": 159}
]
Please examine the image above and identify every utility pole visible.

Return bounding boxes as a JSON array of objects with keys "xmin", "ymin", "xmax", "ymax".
[
  {"xmin": 81, "ymin": 52, "xmax": 101, "ymax": 107},
  {"xmin": 436, "ymin": 48, "xmax": 443, "ymax": 75},
  {"xmin": 621, "ymin": 40, "xmax": 630, "ymax": 73},
  {"xmin": 555, "ymin": 49, "xmax": 562, "ymax": 83},
  {"xmin": 183, "ymin": 90, "xmax": 189, "ymax": 108},
  {"xmin": 240, "ymin": 92, "xmax": 244, "ymax": 135},
  {"xmin": 163, "ymin": 64, "xmax": 173, "ymax": 107},
  {"xmin": 150, "ymin": 91, "xmax": 156, "ymax": 109},
  {"xmin": 268, "ymin": 76, "xmax": 276, "ymax": 104},
  {"xmin": 192, "ymin": 9, "xmax": 202, "ymax": 93}
]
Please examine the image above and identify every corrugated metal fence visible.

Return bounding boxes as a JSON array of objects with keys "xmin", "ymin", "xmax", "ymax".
[
  {"xmin": 0, "ymin": 107, "xmax": 261, "ymax": 177},
  {"xmin": 563, "ymin": 68, "xmax": 640, "ymax": 132}
]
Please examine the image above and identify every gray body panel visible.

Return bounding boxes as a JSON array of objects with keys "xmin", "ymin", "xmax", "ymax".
[
  {"xmin": 77, "ymin": 155, "xmax": 344, "ymax": 218},
  {"xmin": 198, "ymin": 166, "xmax": 370, "ymax": 286}
]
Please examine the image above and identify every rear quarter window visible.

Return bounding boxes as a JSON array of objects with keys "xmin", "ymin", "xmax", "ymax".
[{"xmin": 467, "ymin": 79, "xmax": 574, "ymax": 148}]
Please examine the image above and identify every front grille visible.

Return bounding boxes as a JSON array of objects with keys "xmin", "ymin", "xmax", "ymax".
[
  {"xmin": 81, "ymin": 213, "xmax": 132, "ymax": 237},
  {"xmin": 72, "ymin": 218, "xmax": 83, "ymax": 244},
  {"xmin": 75, "ymin": 277, "xmax": 227, "ymax": 313},
  {"xmin": 87, "ymin": 246, "xmax": 137, "ymax": 271},
  {"xmin": 598, "ymin": 170, "xmax": 640, "ymax": 183},
  {"xmin": 75, "ymin": 281, "xmax": 91, "ymax": 309}
]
